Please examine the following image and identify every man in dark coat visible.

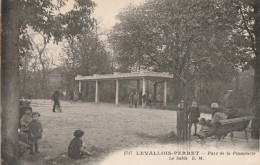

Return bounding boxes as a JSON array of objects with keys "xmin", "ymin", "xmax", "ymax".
[
  {"xmin": 69, "ymin": 90, "xmax": 74, "ymax": 104},
  {"xmin": 52, "ymin": 90, "xmax": 60, "ymax": 112}
]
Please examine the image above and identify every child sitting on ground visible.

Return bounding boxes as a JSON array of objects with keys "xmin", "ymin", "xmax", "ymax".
[
  {"xmin": 20, "ymin": 107, "xmax": 33, "ymax": 133},
  {"xmin": 68, "ymin": 130, "xmax": 92, "ymax": 159},
  {"xmin": 28, "ymin": 112, "xmax": 43, "ymax": 154},
  {"xmin": 195, "ymin": 118, "xmax": 212, "ymax": 142}
]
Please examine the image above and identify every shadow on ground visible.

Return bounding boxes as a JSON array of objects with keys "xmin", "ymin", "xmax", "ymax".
[
  {"xmin": 134, "ymin": 131, "xmax": 177, "ymax": 144},
  {"xmin": 46, "ymin": 146, "xmax": 108, "ymax": 165},
  {"xmin": 43, "ymin": 132, "xmax": 178, "ymax": 165}
]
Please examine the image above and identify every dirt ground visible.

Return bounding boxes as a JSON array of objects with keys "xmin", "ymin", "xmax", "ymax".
[{"xmin": 20, "ymin": 100, "xmax": 259, "ymax": 165}]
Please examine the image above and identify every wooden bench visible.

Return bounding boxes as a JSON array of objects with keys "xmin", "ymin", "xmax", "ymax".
[{"xmin": 214, "ymin": 116, "xmax": 254, "ymax": 146}]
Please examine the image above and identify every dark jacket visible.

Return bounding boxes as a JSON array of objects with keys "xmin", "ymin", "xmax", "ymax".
[
  {"xmin": 52, "ymin": 91, "xmax": 60, "ymax": 101},
  {"xmin": 28, "ymin": 120, "xmax": 43, "ymax": 140},
  {"xmin": 68, "ymin": 137, "xmax": 83, "ymax": 159},
  {"xmin": 189, "ymin": 106, "xmax": 200, "ymax": 123}
]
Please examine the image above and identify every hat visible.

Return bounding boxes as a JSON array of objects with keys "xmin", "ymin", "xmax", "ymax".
[
  {"xmin": 31, "ymin": 112, "xmax": 40, "ymax": 117},
  {"xmin": 74, "ymin": 130, "xmax": 84, "ymax": 137},
  {"xmin": 211, "ymin": 103, "xmax": 219, "ymax": 109}
]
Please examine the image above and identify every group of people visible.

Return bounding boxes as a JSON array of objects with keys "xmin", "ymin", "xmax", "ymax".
[
  {"xmin": 19, "ymin": 106, "xmax": 43, "ymax": 155},
  {"xmin": 51, "ymin": 90, "xmax": 83, "ymax": 112},
  {"xmin": 128, "ymin": 91, "xmax": 153, "ymax": 108},
  {"xmin": 69, "ymin": 90, "xmax": 82, "ymax": 104},
  {"xmin": 18, "ymin": 89, "xmax": 237, "ymax": 158},
  {"xmin": 189, "ymin": 102, "xmax": 227, "ymax": 142},
  {"xmin": 187, "ymin": 90, "xmax": 238, "ymax": 142},
  {"xmin": 19, "ymin": 96, "xmax": 92, "ymax": 159}
]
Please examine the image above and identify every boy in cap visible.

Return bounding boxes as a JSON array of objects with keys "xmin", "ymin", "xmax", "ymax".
[
  {"xmin": 68, "ymin": 130, "xmax": 92, "ymax": 159},
  {"xmin": 188, "ymin": 101, "xmax": 200, "ymax": 135},
  {"xmin": 28, "ymin": 112, "xmax": 43, "ymax": 154}
]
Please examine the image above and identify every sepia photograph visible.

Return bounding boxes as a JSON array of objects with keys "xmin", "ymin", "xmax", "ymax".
[{"xmin": 1, "ymin": 0, "xmax": 260, "ymax": 164}]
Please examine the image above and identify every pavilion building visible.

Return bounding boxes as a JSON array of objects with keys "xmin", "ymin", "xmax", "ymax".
[{"xmin": 75, "ymin": 71, "xmax": 173, "ymax": 107}]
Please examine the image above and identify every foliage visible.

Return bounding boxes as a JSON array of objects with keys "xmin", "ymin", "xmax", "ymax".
[
  {"xmin": 109, "ymin": 0, "xmax": 254, "ymax": 99},
  {"xmin": 61, "ymin": 29, "xmax": 112, "ymax": 92},
  {"xmin": 18, "ymin": 0, "xmax": 97, "ymax": 98}
]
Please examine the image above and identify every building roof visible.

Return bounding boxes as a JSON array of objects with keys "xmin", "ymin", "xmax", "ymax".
[{"xmin": 75, "ymin": 71, "xmax": 173, "ymax": 81}]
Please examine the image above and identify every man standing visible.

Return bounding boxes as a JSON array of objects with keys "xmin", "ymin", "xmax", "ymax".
[
  {"xmin": 70, "ymin": 90, "xmax": 74, "ymax": 104},
  {"xmin": 128, "ymin": 92, "xmax": 134, "ymax": 108},
  {"xmin": 78, "ymin": 91, "xmax": 82, "ymax": 102},
  {"xmin": 189, "ymin": 101, "xmax": 200, "ymax": 135},
  {"xmin": 52, "ymin": 90, "xmax": 61, "ymax": 112},
  {"xmin": 134, "ymin": 92, "xmax": 139, "ymax": 108}
]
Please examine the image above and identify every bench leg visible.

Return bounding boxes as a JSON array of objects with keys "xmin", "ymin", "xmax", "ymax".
[
  {"xmin": 230, "ymin": 133, "xmax": 234, "ymax": 145},
  {"xmin": 245, "ymin": 129, "xmax": 248, "ymax": 142}
]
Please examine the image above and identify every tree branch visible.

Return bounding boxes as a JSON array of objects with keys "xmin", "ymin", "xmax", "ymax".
[{"xmin": 239, "ymin": 4, "xmax": 256, "ymax": 54}]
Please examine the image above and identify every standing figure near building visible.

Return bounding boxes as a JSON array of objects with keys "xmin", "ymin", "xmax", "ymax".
[
  {"xmin": 157, "ymin": 93, "xmax": 162, "ymax": 107},
  {"xmin": 78, "ymin": 91, "xmax": 82, "ymax": 102},
  {"xmin": 142, "ymin": 93, "xmax": 147, "ymax": 108},
  {"xmin": 147, "ymin": 93, "xmax": 153, "ymax": 108},
  {"xmin": 128, "ymin": 92, "xmax": 134, "ymax": 108},
  {"xmin": 52, "ymin": 90, "xmax": 61, "ymax": 112},
  {"xmin": 70, "ymin": 90, "xmax": 74, "ymax": 104},
  {"xmin": 223, "ymin": 90, "xmax": 238, "ymax": 119},
  {"xmin": 189, "ymin": 101, "xmax": 200, "ymax": 135},
  {"xmin": 134, "ymin": 92, "xmax": 139, "ymax": 108}
]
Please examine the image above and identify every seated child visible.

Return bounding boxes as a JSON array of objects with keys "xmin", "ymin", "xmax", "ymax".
[
  {"xmin": 68, "ymin": 130, "xmax": 92, "ymax": 159},
  {"xmin": 20, "ymin": 107, "xmax": 33, "ymax": 133},
  {"xmin": 196, "ymin": 118, "xmax": 212, "ymax": 141},
  {"xmin": 28, "ymin": 112, "xmax": 43, "ymax": 154}
]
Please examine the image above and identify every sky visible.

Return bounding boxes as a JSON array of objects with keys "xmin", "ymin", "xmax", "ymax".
[
  {"xmin": 93, "ymin": 0, "xmax": 145, "ymax": 29},
  {"xmin": 34, "ymin": 0, "xmax": 146, "ymax": 67},
  {"xmin": 47, "ymin": 0, "xmax": 146, "ymax": 65},
  {"xmin": 61, "ymin": 0, "xmax": 145, "ymax": 30}
]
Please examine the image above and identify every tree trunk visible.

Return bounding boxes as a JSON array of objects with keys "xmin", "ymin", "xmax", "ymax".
[
  {"xmin": 39, "ymin": 51, "xmax": 47, "ymax": 98},
  {"xmin": 42, "ymin": 67, "xmax": 47, "ymax": 98},
  {"xmin": 251, "ymin": 0, "xmax": 260, "ymax": 139},
  {"xmin": 1, "ymin": 0, "xmax": 21, "ymax": 164}
]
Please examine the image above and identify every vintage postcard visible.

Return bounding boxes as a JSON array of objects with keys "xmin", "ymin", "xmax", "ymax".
[{"xmin": 1, "ymin": 0, "xmax": 260, "ymax": 165}]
